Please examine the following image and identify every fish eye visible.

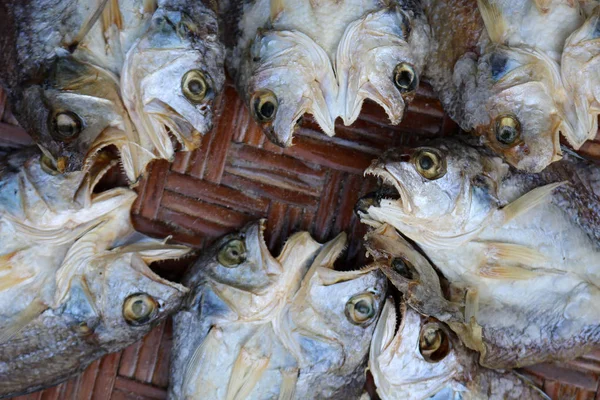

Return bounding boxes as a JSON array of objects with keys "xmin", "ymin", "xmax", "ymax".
[
  {"xmin": 123, "ymin": 293, "xmax": 158, "ymax": 326},
  {"xmin": 182, "ymin": 70, "xmax": 210, "ymax": 104},
  {"xmin": 419, "ymin": 322, "xmax": 451, "ymax": 362},
  {"xmin": 50, "ymin": 111, "xmax": 83, "ymax": 140},
  {"xmin": 217, "ymin": 238, "xmax": 247, "ymax": 267},
  {"xmin": 393, "ymin": 62, "xmax": 418, "ymax": 93},
  {"xmin": 391, "ymin": 257, "xmax": 414, "ymax": 280},
  {"xmin": 412, "ymin": 149, "xmax": 446, "ymax": 180},
  {"xmin": 251, "ymin": 90, "xmax": 278, "ymax": 123},
  {"xmin": 494, "ymin": 114, "xmax": 521, "ymax": 146},
  {"xmin": 345, "ymin": 292, "xmax": 377, "ymax": 326}
]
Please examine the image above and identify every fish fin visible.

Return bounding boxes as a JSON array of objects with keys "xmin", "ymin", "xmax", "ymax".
[
  {"xmin": 112, "ymin": 242, "xmax": 191, "ymax": 263},
  {"xmin": 226, "ymin": 348, "xmax": 270, "ymax": 400},
  {"xmin": 0, "ymin": 263, "xmax": 32, "ymax": 292},
  {"xmin": 478, "ymin": 241, "xmax": 547, "ymax": 265},
  {"xmin": 69, "ymin": 0, "xmax": 110, "ymax": 49},
  {"xmin": 477, "ymin": 0, "xmax": 508, "ymax": 43},
  {"xmin": 182, "ymin": 327, "xmax": 221, "ymax": 395},
  {"xmin": 0, "ymin": 300, "xmax": 47, "ymax": 344},
  {"xmin": 464, "ymin": 288, "xmax": 479, "ymax": 324},
  {"xmin": 501, "ymin": 182, "xmax": 565, "ymax": 223},
  {"xmin": 102, "ymin": 0, "xmax": 123, "ymax": 32},
  {"xmin": 278, "ymin": 368, "xmax": 299, "ymax": 400},
  {"xmin": 270, "ymin": 0, "xmax": 285, "ymax": 21},
  {"xmin": 4, "ymin": 216, "xmax": 105, "ymax": 245},
  {"xmin": 479, "ymin": 263, "xmax": 541, "ymax": 280}
]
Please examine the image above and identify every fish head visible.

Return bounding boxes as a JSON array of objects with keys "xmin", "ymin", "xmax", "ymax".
[
  {"xmin": 337, "ymin": 5, "xmax": 430, "ymax": 126},
  {"xmin": 358, "ymin": 140, "xmax": 506, "ymax": 244},
  {"xmin": 472, "ymin": 47, "xmax": 564, "ymax": 172},
  {"xmin": 121, "ymin": 6, "xmax": 225, "ymax": 176},
  {"xmin": 75, "ymin": 229, "xmax": 190, "ymax": 345},
  {"xmin": 184, "ymin": 220, "xmax": 284, "ymax": 319},
  {"xmin": 13, "ymin": 54, "xmax": 130, "ymax": 175},
  {"xmin": 370, "ymin": 299, "xmax": 467, "ymax": 400},
  {"xmin": 287, "ymin": 232, "xmax": 386, "ymax": 390},
  {"xmin": 239, "ymin": 29, "xmax": 337, "ymax": 147}
]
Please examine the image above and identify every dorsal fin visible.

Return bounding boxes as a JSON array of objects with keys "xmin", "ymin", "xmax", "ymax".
[{"xmin": 477, "ymin": 0, "xmax": 508, "ymax": 44}]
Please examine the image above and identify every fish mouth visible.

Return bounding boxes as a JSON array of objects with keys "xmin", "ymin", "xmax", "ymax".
[{"xmin": 357, "ymin": 161, "xmax": 408, "ymax": 227}]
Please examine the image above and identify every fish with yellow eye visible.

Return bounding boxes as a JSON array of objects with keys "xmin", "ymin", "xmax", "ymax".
[
  {"xmin": 0, "ymin": 147, "xmax": 190, "ymax": 398},
  {"xmin": 357, "ymin": 138, "xmax": 600, "ymax": 369},
  {"xmin": 369, "ymin": 298, "xmax": 548, "ymax": 400},
  {"xmin": 222, "ymin": 0, "xmax": 429, "ymax": 147},
  {"xmin": 421, "ymin": 0, "xmax": 593, "ymax": 172},
  {"xmin": 169, "ymin": 220, "xmax": 387, "ymax": 399},
  {"xmin": 0, "ymin": 0, "xmax": 224, "ymax": 181}
]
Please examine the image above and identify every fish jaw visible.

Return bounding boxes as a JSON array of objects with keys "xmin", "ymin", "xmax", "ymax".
[
  {"xmin": 359, "ymin": 153, "xmax": 415, "ymax": 230},
  {"xmin": 240, "ymin": 29, "xmax": 337, "ymax": 147},
  {"xmin": 370, "ymin": 300, "xmax": 464, "ymax": 400},
  {"xmin": 336, "ymin": 6, "xmax": 429, "ymax": 126}
]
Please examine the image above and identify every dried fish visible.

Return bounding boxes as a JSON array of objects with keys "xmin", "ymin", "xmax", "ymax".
[
  {"xmin": 358, "ymin": 138, "xmax": 600, "ymax": 368},
  {"xmin": 0, "ymin": 148, "xmax": 190, "ymax": 398},
  {"xmin": 0, "ymin": 0, "xmax": 224, "ymax": 181},
  {"xmin": 169, "ymin": 220, "xmax": 387, "ymax": 399},
  {"xmin": 222, "ymin": 0, "xmax": 429, "ymax": 146}
]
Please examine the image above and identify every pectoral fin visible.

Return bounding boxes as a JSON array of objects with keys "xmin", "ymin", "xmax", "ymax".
[
  {"xmin": 501, "ymin": 182, "xmax": 565, "ymax": 223},
  {"xmin": 478, "ymin": 241, "xmax": 547, "ymax": 264},
  {"xmin": 479, "ymin": 264, "xmax": 542, "ymax": 279},
  {"xmin": 278, "ymin": 368, "xmax": 299, "ymax": 400},
  {"xmin": 0, "ymin": 299, "xmax": 47, "ymax": 344},
  {"xmin": 226, "ymin": 348, "xmax": 270, "ymax": 400},
  {"xmin": 183, "ymin": 327, "xmax": 221, "ymax": 396}
]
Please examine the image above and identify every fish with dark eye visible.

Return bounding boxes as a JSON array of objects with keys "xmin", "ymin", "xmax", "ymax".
[
  {"xmin": 421, "ymin": 0, "xmax": 595, "ymax": 172},
  {"xmin": 357, "ymin": 138, "xmax": 600, "ymax": 368},
  {"xmin": 0, "ymin": 0, "xmax": 224, "ymax": 182},
  {"xmin": 169, "ymin": 220, "xmax": 387, "ymax": 399},
  {"xmin": 369, "ymin": 298, "xmax": 548, "ymax": 399},
  {"xmin": 221, "ymin": 0, "xmax": 429, "ymax": 147},
  {"xmin": 0, "ymin": 147, "xmax": 190, "ymax": 398}
]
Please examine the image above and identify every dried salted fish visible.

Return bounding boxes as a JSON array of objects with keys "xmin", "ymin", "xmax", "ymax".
[
  {"xmin": 0, "ymin": 0, "xmax": 224, "ymax": 181},
  {"xmin": 169, "ymin": 220, "xmax": 386, "ymax": 399},
  {"xmin": 369, "ymin": 298, "xmax": 547, "ymax": 399},
  {"xmin": 222, "ymin": 0, "xmax": 429, "ymax": 146},
  {"xmin": 0, "ymin": 148, "xmax": 190, "ymax": 398},
  {"xmin": 421, "ymin": 0, "xmax": 600, "ymax": 172},
  {"xmin": 358, "ymin": 138, "xmax": 600, "ymax": 368}
]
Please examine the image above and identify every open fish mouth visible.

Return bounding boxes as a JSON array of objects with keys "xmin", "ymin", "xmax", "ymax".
[{"xmin": 356, "ymin": 162, "xmax": 408, "ymax": 226}]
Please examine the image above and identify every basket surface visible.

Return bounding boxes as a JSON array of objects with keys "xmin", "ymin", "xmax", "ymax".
[{"xmin": 2, "ymin": 82, "xmax": 600, "ymax": 400}]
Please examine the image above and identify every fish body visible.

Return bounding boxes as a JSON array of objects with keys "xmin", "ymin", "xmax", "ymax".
[
  {"xmin": 0, "ymin": 0, "xmax": 224, "ymax": 181},
  {"xmin": 359, "ymin": 138, "xmax": 600, "ymax": 368},
  {"xmin": 370, "ymin": 298, "xmax": 546, "ymax": 400},
  {"xmin": 0, "ymin": 148, "xmax": 190, "ymax": 398},
  {"xmin": 223, "ymin": 0, "xmax": 429, "ymax": 146},
  {"xmin": 422, "ymin": 0, "xmax": 596, "ymax": 172},
  {"xmin": 169, "ymin": 220, "xmax": 387, "ymax": 399}
]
